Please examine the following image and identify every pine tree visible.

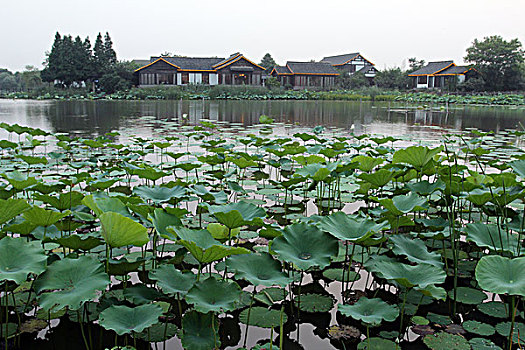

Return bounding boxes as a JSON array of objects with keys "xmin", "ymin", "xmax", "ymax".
[
  {"xmin": 93, "ymin": 33, "xmax": 106, "ymax": 78},
  {"xmin": 260, "ymin": 53, "xmax": 277, "ymax": 71},
  {"xmin": 104, "ymin": 32, "xmax": 117, "ymax": 66}
]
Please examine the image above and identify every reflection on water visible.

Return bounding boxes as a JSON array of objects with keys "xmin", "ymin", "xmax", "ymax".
[{"xmin": 0, "ymin": 99, "xmax": 524, "ymax": 139}]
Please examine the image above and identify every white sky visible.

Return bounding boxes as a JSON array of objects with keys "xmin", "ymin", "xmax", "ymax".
[{"xmin": 1, "ymin": 0, "xmax": 524, "ymax": 72}]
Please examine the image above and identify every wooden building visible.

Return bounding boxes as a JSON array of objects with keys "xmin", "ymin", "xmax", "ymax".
[
  {"xmin": 270, "ymin": 62, "xmax": 339, "ymax": 89},
  {"xmin": 134, "ymin": 53, "xmax": 266, "ymax": 87},
  {"xmin": 408, "ymin": 61, "xmax": 478, "ymax": 89},
  {"xmin": 321, "ymin": 53, "xmax": 378, "ymax": 82}
]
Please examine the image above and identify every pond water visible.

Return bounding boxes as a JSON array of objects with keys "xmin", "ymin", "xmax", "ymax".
[{"xmin": 0, "ymin": 99, "xmax": 524, "ymax": 140}]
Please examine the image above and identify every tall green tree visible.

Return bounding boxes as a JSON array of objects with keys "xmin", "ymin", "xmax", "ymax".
[
  {"xmin": 259, "ymin": 53, "xmax": 277, "ymax": 71},
  {"xmin": 375, "ymin": 68, "xmax": 410, "ymax": 90},
  {"xmin": 464, "ymin": 35, "xmax": 524, "ymax": 91}
]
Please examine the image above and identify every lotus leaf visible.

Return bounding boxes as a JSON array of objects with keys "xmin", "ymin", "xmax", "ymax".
[
  {"xmin": 123, "ymin": 284, "xmax": 163, "ymax": 305},
  {"xmin": 133, "ymin": 185, "xmax": 186, "ymax": 203},
  {"xmin": 82, "ymin": 194, "xmax": 131, "ymax": 218},
  {"xmin": 137, "ymin": 322, "xmax": 178, "ymax": 342},
  {"xmin": 318, "ymin": 212, "xmax": 388, "ymax": 242},
  {"xmin": 185, "ymin": 277, "xmax": 242, "ymax": 313},
  {"xmin": 468, "ymin": 338, "xmax": 502, "ymax": 350},
  {"xmin": 149, "ymin": 265, "xmax": 195, "ymax": 295},
  {"xmin": 239, "ymin": 307, "xmax": 286, "ymax": 328},
  {"xmin": 98, "ymin": 304, "xmax": 162, "ymax": 335},
  {"xmin": 359, "ymin": 169, "xmax": 394, "ymax": 188},
  {"xmin": 390, "ymin": 235, "xmax": 443, "ymax": 268},
  {"xmin": 271, "ymin": 223, "xmax": 338, "ymax": 270},
  {"xmin": 477, "ymin": 301, "xmax": 508, "ymax": 318},
  {"xmin": 462, "ymin": 320, "xmax": 495, "ymax": 336},
  {"xmin": 149, "ymin": 208, "xmax": 182, "ymax": 240},
  {"xmin": 464, "ymin": 223, "xmax": 519, "ymax": 254},
  {"xmin": 295, "ymin": 293, "xmax": 334, "ymax": 313},
  {"xmin": 0, "ymin": 236, "xmax": 47, "ymax": 284},
  {"xmin": 392, "ymin": 145, "xmax": 442, "ymax": 170},
  {"xmin": 2, "ymin": 171, "xmax": 37, "ymax": 190},
  {"xmin": 338, "ymin": 297, "xmax": 399, "ymax": 326},
  {"xmin": 226, "ymin": 253, "xmax": 292, "ymax": 286},
  {"xmin": 208, "ymin": 201, "xmax": 266, "ymax": 228},
  {"xmin": 100, "ymin": 212, "xmax": 149, "ymax": 248},
  {"xmin": 368, "ymin": 260, "xmax": 446, "ymax": 289},
  {"xmin": 447, "ymin": 287, "xmax": 487, "ymax": 305},
  {"xmin": 181, "ymin": 311, "xmax": 220, "ymax": 350},
  {"xmin": 357, "ymin": 337, "xmax": 397, "ymax": 350},
  {"xmin": 495, "ymin": 321, "xmax": 525, "ymax": 338},
  {"xmin": 255, "ymin": 287, "xmax": 287, "ymax": 306},
  {"xmin": 0, "ymin": 198, "xmax": 30, "ymax": 225},
  {"xmin": 55, "ymin": 235, "xmax": 102, "ymax": 251},
  {"xmin": 475, "ymin": 255, "xmax": 525, "ymax": 296},
  {"xmin": 423, "ymin": 332, "xmax": 470, "ymax": 350},
  {"xmin": 35, "ymin": 256, "xmax": 110, "ymax": 310},
  {"xmin": 171, "ymin": 226, "xmax": 249, "ymax": 264},
  {"xmin": 22, "ymin": 207, "xmax": 71, "ymax": 227}
]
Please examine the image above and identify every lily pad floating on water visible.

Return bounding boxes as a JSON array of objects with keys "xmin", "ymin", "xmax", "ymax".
[
  {"xmin": 239, "ymin": 306, "xmax": 286, "ymax": 328},
  {"xmin": 35, "ymin": 256, "xmax": 110, "ymax": 311},
  {"xmin": 423, "ymin": 332, "xmax": 470, "ymax": 350},
  {"xmin": 185, "ymin": 277, "xmax": 242, "ymax": 313},
  {"xmin": 447, "ymin": 287, "xmax": 487, "ymax": 305},
  {"xmin": 462, "ymin": 320, "xmax": 495, "ymax": 336},
  {"xmin": 356, "ymin": 337, "xmax": 397, "ymax": 349},
  {"xmin": 468, "ymin": 337, "xmax": 502, "ymax": 350},
  {"xmin": 98, "ymin": 303, "xmax": 163, "ymax": 335},
  {"xmin": 271, "ymin": 223, "xmax": 338, "ymax": 271},
  {"xmin": 477, "ymin": 301, "xmax": 508, "ymax": 319},
  {"xmin": 255, "ymin": 287, "xmax": 287, "ymax": 306},
  {"xmin": 0, "ymin": 236, "xmax": 47, "ymax": 284},
  {"xmin": 295, "ymin": 293, "xmax": 334, "ymax": 313},
  {"xmin": 338, "ymin": 297, "xmax": 399, "ymax": 326}
]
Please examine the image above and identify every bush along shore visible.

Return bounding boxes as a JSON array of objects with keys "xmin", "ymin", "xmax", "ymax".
[
  {"xmin": 1, "ymin": 86, "xmax": 524, "ymax": 105},
  {"xmin": 2, "ymin": 119, "xmax": 525, "ymax": 349}
]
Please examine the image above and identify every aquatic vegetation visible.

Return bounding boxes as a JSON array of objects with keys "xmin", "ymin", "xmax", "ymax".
[{"xmin": 1, "ymin": 120, "xmax": 525, "ymax": 350}]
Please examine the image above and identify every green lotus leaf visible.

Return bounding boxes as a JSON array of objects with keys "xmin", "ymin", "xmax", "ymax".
[
  {"xmin": 393, "ymin": 145, "xmax": 442, "ymax": 170},
  {"xmin": 390, "ymin": 235, "xmax": 443, "ymax": 268},
  {"xmin": 295, "ymin": 293, "xmax": 334, "ymax": 313},
  {"xmin": 0, "ymin": 236, "xmax": 47, "ymax": 284},
  {"xmin": 98, "ymin": 304, "xmax": 163, "ymax": 335},
  {"xmin": 100, "ymin": 212, "xmax": 149, "ymax": 248},
  {"xmin": 318, "ymin": 212, "xmax": 388, "ymax": 242},
  {"xmin": 185, "ymin": 277, "xmax": 242, "ymax": 313},
  {"xmin": 351, "ymin": 155, "xmax": 384, "ymax": 172},
  {"xmin": 357, "ymin": 337, "xmax": 397, "ymax": 350},
  {"xmin": 462, "ymin": 320, "xmax": 495, "ymax": 336},
  {"xmin": 2, "ymin": 171, "xmax": 37, "ymax": 190},
  {"xmin": 137, "ymin": 322, "xmax": 178, "ymax": 342},
  {"xmin": 338, "ymin": 297, "xmax": 399, "ymax": 326},
  {"xmin": 359, "ymin": 169, "xmax": 394, "ymax": 188},
  {"xmin": 468, "ymin": 338, "xmax": 502, "ymax": 350},
  {"xmin": 392, "ymin": 192, "xmax": 428, "ymax": 213},
  {"xmin": 423, "ymin": 332, "xmax": 470, "ymax": 350},
  {"xmin": 239, "ymin": 307, "xmax": 287, "ymax": 328},
  {"xmin": 272, "ymin": 223, "xmax": 338, "ymax": 270},
  {"xmin": 149, "ymin": 208, "xmax": 182, "ymax": 240},
  {"xmin": 208, "ymin": 201, "xmax": 266, "ymax": 228},
  {"xmin": 406, "ymin": 180, "xmax": 445, "ymax": 195},
  {"xmin": 255, "ymin": 287, "xmax": 287, "ymax": 306},
  {"xmin": 465, "ymin": 223, "xmax": 519, "ymax": 254},
  {"xmin": 0, "ymin": 198, "xmax": 30, "ymax": 225},
  {"xmin": 171, "ymin": 226, "xmax": 249, "ymax": 264},
  {"xmin": 82, "ymin": 194, "xmax": 131, "ymax": 218},
  {"xmin": 22, "ymin": 207, "xmax": 71, "ymax": 227},
  {"xmin": 34, "ymin": 191, "xmax": 84, "ymax": 211},
  {"xmin": 477, "ymin": 301, "xmax": 508, "ymax": 318},
  {"xmin": 475, "ymin": 255, "xmax": 525, "ymax": 296},
  {"xmin": 510, "ymin": 159, "xmax": 525, "ymax": 178},
  {"xmin": 149, "ymin": 265, "xmax": 196, "ymax": 295},
  {"xmin": 226, "ymin": 253, "xmax": 292, "ymax": 287},
  {"xmin": 133, "ymin": 185, "xmax": 186, "ymax": 203},
  {"xmin": 206, "ymin": 223, "xmax": 240, "ymax": 241},
  {"xmin": 35, "ymin": 256, "xmax": 110, "ymax": 310},
  {"xmin": 368, "ymin": 260, "xmax": 446, "ymax": 289},
  {"xmin": 447, "ymin": 287, "xmax": 487, "ymax": 305},
  {"xmin": 122, "ymin": 284, "xmax": 163, "ymax": 305},
  {"xmin": 181, "ymin": 311, "xmax": 220, "ymax": 350},
  {"xmin": 55, "ymin": 235, "xmax": 103, "ymax": 251}
]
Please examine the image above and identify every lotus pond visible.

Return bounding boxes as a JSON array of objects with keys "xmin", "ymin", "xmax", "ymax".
[{"xmin": 2, "ymin": 109, "xmax": 525, "ymax": 350}]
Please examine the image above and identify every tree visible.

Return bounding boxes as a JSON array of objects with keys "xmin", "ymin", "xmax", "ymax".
[
  {"xmin": 259, "ymin": 53, "xmax": 277, "ymax": 71},
  {"xmin": 336, "ymin": 70, "xmax": 369, "ymax": 89},
  {"xmin": 20, "ymin": 66, "xmax": 42, "ymax": 90},
  {"xmin": 464, "ymin": 35, "xmax": 524, "ymax": 91},
  {"xmin": 103, "ymin": 32, "xmax": 117, "ymax": 66},
  {"xmin": 408, "ymin": 58, "xmax": 425, "ymax": 73},
  {"xmin": 0, "ymin": 71, "xmax": 19, "ymax": 91},
  {"xmin": 375, "ymin": 68, "xmax": 411, "ymax": 90}
]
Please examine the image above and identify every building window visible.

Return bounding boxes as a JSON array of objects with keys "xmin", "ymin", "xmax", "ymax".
[
  {"xmin": 202, "ymin": 73, "xmax": 209, "ymax": 84},
  {"xmin": 417, "ymin": 76, "xmax": 427, "ymax": 84},
  {"xmin": 181, "ymin": 73, "xmax": 189, "ymax": 84}
]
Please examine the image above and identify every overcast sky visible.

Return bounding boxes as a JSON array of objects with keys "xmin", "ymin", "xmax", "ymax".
[{"xmin": 1, "ymin": 0, "xmax": 524, "ymax": 72}]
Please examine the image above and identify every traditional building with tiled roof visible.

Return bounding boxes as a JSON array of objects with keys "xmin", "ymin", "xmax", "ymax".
[
  {"xmin": 270, "ymin": 62, "xmax": 338, "ymax": 89},
  {"xmin": 134, "ymin": 53, "xmax": 266, "ymax": 86},
  {"xmin": 321, "ymin": 52, "xmax": 377, "ymax": 82},
  {"xmin": 408, "ymin": 61, "xmax": 478, "ymax": 89}
]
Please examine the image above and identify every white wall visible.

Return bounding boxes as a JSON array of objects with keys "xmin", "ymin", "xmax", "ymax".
[{"xmin": 209, "ymin": 74, "xmax": 218, "ymax": 85}]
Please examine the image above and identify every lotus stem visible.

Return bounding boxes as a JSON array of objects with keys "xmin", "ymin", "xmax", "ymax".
[
  {"xmin": 509, "ymin": 295, "xmax": 517, "ymax": 350},
  {"xmin": 243, "ymin": 289, "xmax": 256, "ymax": 347}
]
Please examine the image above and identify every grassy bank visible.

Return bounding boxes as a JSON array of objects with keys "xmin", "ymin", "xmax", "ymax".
[{"xmin": 1, "ymin": 85, "xmax": 524, "ymax": 106}]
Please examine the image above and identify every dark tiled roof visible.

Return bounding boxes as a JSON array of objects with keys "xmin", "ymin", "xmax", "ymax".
[
  {"xmin": 408, "ymin": 61, "xmax": 454, "ymax": 76},
  {"xmin": 213, "ymin": 53, "xmax": 241, "ymax": 68},
  {"xmin": 273, "ymin": 66, "xmax": 292, "ymax": 74},
  {"xmin": 150, "ymin": 56, "xmax": 224, "ymax": 70},
  {"xmin": 287, "ymin": 61, "xmax": 339, "ymax": 75},
  {"xmin": 321, "ymin": 53, "xmax": 360, "ymax": 65},
  {"xmin": 435, "ymin": 65, "xmax": 470, "ymax": 75}
]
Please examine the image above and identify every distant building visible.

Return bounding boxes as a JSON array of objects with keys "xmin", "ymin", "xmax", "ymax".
[
  {"xmin": 270, "ymin": 62, "xmax": 339, "ymax": 89},
  {"xmin": 408, "ymin": 61, "xmax": 478, "ymax": 89},
  {"xmin": 134, "ymin": 53, "xmax": 266, "ymax": 87},
  {"xmin": 321, "ymin": 53, "xmax": 378, "ymax": 83}
]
